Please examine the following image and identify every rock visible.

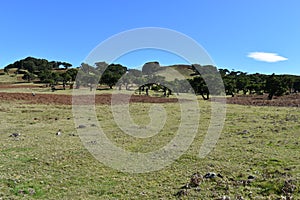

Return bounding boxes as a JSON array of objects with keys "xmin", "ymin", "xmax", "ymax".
[
  {"xmin": 190, "ymin": 172, "xmax": 202, "ymax": 187},
  {"xmin": 204, "ymin": 172, "xmax": 217, "ymax": 179},
  {"xmin": 78, "ymin": 125, "xmax": 86, "ymax": 129},
  {"xmin": 69, "ymin": 133, "xmax": 76, "ymax": 136},
  {"xmin": 56, "ymin": 129, "xmax": 62, "ymax": 136},
  {"xmin": 248, "ymin": 175, "xmax": 255, "ymax": 180},
  {"xmin": 235, "ymin": 195, "xmax": 244, "ymax": 200},
  {"xmin": 222, "ymin": 196, "xmax": 231, "ymax": 200},
  {"xmin": 9, "ymin": 133, "xmax": 20, "ymax": 137},
  {"xmin": 282, "ymin": 179, "xmax": 296, "ymax": 194}
]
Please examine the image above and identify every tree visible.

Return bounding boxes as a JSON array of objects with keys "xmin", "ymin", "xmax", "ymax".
[
  {"xmin": 99, "ymin": 64, "xmax": 127, "ymax": 89},
  {"xmin": 247, "ymin": 73, "xmax": 266, "ymax": 95},
  {"xmin": 38, "ymin": 70, "xmax": 53, "ymax": 83},
  {"xmin": 188, "ymin": 76, "xmax": 210, "ymax": 100},
  {"xmin": 142, "ymin": 61, "xmax": 160, "ymax": 75},
  {"xmin": 61, "ymin": 62, "xmax": 72, "ymax": 69},
  {"xmin": 265, "ymin": 73, "xmax": 289, "ymax": 100},
  {"xmin": 65, "ymin": 68, "xmax": 78, "ymax": 82},
  {"xmin": 293, "ymin": 77, "xmax": 300, "ymax": 92},
  {"xmin": 236, "ymin": 72, "xmax": 250, "ymax": 94},
  {"xmin": 95, "ymin": 61, "xmax": 109, "ymax": 74},
  {"xmin": 22, "ymin": 72, "xmax": 36, "ymax": 82},
  {"xmin": 4, "ymin": 56, "xmax": 72, "ymax": 76},
  {"xmin": 223, "ymin": 76, "xmax": 236, "ymax": 96}
]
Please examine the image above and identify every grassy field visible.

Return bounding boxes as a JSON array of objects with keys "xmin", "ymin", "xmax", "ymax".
[
  {"xmin": 0, "ymin": 95, "xmax": 299, "ymax": 199},
  {"xmin": 0, "ymin": 74, "xmax": 23, "ymax": 84}
]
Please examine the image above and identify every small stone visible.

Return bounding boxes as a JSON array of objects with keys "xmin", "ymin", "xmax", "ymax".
[
  {"xmin": 235, "ymin": 195, "xmax": 244, "ymax": 200},
  {"xmin": 222, "ymin": 196, "xmax": 231, "ymax": 200},
  {"xmin": 204, "ymin": 172, "xmax": 216, "ymax": 179},
  {"xmin": 248, "ymin": 175, "xmax": 255, "ymax": 180},
  {"xmin": 9, "ymin": 133, "xmax": 20, "ymax": 137},
  {"xmin": 56, "ymin": 129, "xmax": 62, "ymax": 136}
]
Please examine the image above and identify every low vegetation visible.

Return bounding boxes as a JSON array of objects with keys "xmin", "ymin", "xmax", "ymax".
[
  {"xmin": 0, "ymin": 57, "xmax": 299, "ymax": 199},
  {"xmin": 0, "ymin": 94, "xmax": 299, "ymax": 199}
]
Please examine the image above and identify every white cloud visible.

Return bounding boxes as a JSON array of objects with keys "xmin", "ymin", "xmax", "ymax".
[{"xmin": 248, "ymin": 52, "xmax": 288, "ymax": 63}]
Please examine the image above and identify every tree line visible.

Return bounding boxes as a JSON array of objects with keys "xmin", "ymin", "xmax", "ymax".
[{"xmin": 3, "ymin": 57, "xmax": 300, "ymax": 99}]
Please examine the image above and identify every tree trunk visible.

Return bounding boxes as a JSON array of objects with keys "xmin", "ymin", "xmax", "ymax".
[
  {"xmin": 268, "ymin": 93, "xmax": 274, "ymax": 100},
  {"xmin": 201, "ymin": 92, "xmax": 209, "ymax": 100}
]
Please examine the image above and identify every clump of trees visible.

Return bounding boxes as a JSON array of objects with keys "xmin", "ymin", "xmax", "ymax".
[
  {"xmin": 4, "ymin": 57, "xmax": 75, "ymax": 86},
  {"xmin": 218, "ymin": 69, "xmax": 300, "ymax": 99},
  {"xmin": 3, "ymin": 57, "xmax": 300, "ymax": 99}
]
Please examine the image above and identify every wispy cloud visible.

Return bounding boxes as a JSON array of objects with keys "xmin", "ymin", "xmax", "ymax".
[{"xmin": 248, "ymin": 52, "xmax": 288, "ymax": 63}]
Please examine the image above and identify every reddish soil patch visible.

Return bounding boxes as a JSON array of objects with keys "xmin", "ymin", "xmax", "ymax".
[
  {"xmin": 226, "ymin": 94, "xmax": 300, "ymax": 107},
  {"xmin": 0, "ymin": 92, "xmax": 178, "ymax": 105},
  {"xmin": 0, "ymin": 84, "xmax": 42, "ymax": 88}
]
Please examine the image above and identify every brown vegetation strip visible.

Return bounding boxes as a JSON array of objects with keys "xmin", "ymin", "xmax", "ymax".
[
  {"xmin": 1, "ymin": 92, "xmax": 299, "ymax": 107},
  {"xmin": 0, "ymin": 92, "xmax": 178, "ymax": 105},
  {"xmin": 0, "ymin": 84, "xmax": 42, "ymax": 88},
  {"xmin": 226, "ymin": 94, "xmax": 300, "ymax": 107}
]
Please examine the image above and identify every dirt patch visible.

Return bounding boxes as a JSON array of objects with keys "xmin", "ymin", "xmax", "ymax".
[{"xmin": 0, "ymin": 92, "xmax": 178, "ymax": 105}]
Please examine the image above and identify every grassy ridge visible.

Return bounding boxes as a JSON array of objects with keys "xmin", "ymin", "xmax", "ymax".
[{"xmin": 0, "ymin": 100, "xmax": 299, "ymax": 199}]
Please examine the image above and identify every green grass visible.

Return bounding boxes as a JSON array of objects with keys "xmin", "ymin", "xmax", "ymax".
[
  {"xmin": 0, "ymin": 98, "xmax": 299, "ymax": 199},
  {"xmin": 0, "ymin": 74, "xmax": 24, "ymax": 83}
]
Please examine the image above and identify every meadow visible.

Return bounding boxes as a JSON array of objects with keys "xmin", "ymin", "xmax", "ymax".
[{"xmin": 0, "ymin": 88, "xmax": 299, "ymax": 199}]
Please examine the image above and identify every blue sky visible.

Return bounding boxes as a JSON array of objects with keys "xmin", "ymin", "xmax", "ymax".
[{"xmin": 1, "ymin": 0, "xmax": 299, "ymax": 74}]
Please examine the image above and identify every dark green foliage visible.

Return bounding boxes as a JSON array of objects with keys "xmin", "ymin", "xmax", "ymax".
[
  {"xmin": 265, "ymin": 74, "xmax": 290, "ymax": 100},
  {"xmin": 4, "ymin": 57, "xmax": 72, "ymax": 74},
  {"xmin": 188, "ymin": 76, "xmax": 209, "ymax": 100},
  {"xmin": 3, "ymin": 57, "xmax": 74, "ymax": 84},
  {"xmin": 189, "ymin": 65, "xmax": 224, "ymax": 99},
  {"xmin": 142, "ymin": 61, "xmax": 160, "ymax": 75},
  {"xmin": 99, "ymin": 64, "xmax": 127, "ymax": 89},
  {"xmin": 22, "ymin": 72, "xmax": 36, "ymax": 82}
]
